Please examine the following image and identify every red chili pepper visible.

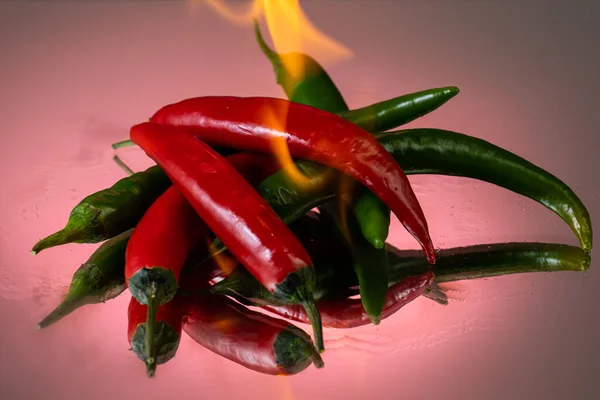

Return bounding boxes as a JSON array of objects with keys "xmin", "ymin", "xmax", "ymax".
[
  {"xmin": 127, "ymin": 295, "xmax": 188, "ymax": 372},
  {"xmin": 125, "ymin": 150, "xmax": 281, "ymax": 376},
  {"xmin": 149, "ymin": 96, "xmax": 436, "ymax": 264},
  {"xmin": 182, "ymin": 293, "xmax": 323, "ymax": 376},
  {"xmin": 262, "ymin": 272, "xmax": 434, "ymax": 329},
  {"xmin": 130, "ymin": 122, "xmax": 325, "ymax": 352},
  {"xmin": 125, "ymin": 186, "xmax": 203, "ymax": 376}
]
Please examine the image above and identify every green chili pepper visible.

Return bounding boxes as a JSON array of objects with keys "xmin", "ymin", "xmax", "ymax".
[
  {"xmin": 254, "ymin": 20, "xmax": 389, "ymax": 320},
  {"xmin": 31, "ymin": 166, "xmax": 171, "ymax": 255},
  {"xmin": 336, "ymin": 86, "xmax": 460, "ymax": 133},
  {"xmin": 353, "ymin": 191, "xmax": 391, "ymax": 249},
  {"xmin": 377, "ymin": 129, "xmax": 593, "ymax": 252},
  {"xmin": 36, "ymin": 229, "xmax": 132, "ymax": 329}
]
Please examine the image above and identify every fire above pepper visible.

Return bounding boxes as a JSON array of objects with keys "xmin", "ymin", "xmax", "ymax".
[{"xmin": 149, "ymin": 96, "xmax": 436, "ymax": 264}]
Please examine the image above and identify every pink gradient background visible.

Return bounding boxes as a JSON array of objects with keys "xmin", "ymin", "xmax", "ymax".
[{"xmin": 1, "ymin": 1, "xmax": 599, "ymax": 399}]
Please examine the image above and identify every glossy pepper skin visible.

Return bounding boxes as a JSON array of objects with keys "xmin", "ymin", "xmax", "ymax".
[
  {"xmin": 336, "ymin": 87, "xmax": 460, "ymax": 133},
  {"xmin": 31, "ymin": 165, "xmax": 171, "ymax": 255},
  {"xmin": 130, "ymin": 122, "xmax": 325, "ymax": 352},
  {"xmin": 125, "ymin": 185, "xmax": 204, "ymax": 377},
  {"xmin": 127, "ymin": 295, "xmax": 187, "ymax": 370},
  {"xmin": 377, "ymin": 129, "xmax": 593, "ymax": 253},
  {"xmin": 262, "ymin": 272, "xmax": 434, "ymax": 329},
  {"xmin": 37, "ymin": 229, "xmax": 132, "ymax": 329},
  {"xmin": 386, "ymin": 242, "xmax": 591, "ymax": 284},
  {"xmin": 182, "ymin": 293, "xmax": 323, "ymax": 376},
  {"xmin": 254, "ymin": 21, "xmax": 390, "ymax": 321},
  {"xmin": 149, "ymin": 96, "xmax": 436, "ymax": 264}
]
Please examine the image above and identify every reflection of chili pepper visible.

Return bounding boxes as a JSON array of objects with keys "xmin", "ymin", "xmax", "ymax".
[
  {"xmin": 130, "ymin": 122, "xmax": 325, "ymax": 352},
  {"xmin": 37, "ymin": 229, "xmax": 132, "ymax": 329},
  {"xmin": 262, "ymin": 272, "xmax": 434, "ymax": 329},
  {"xmin": 378, "ymin": 129, "xmax": 593, "ymax": 252},
  {"xmin": 182, "ymin": 293, "xmax": 323, "ymax": 376},
  {"xmin": 125, "ymin": 186, "xmax": 203, "ymax": 377},
  {"xmin": 127, "ymin": 295, "xmax": 187, "ymax": 374},
  {"xmin": 31, "ymin": 165, "xmax": 170, "ymax": 255},
  {"xmin": 149, "ymin": 97, "xmax": 436, "ymax": 264}
]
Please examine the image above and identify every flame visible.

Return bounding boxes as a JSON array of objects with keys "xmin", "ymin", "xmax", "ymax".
[
  {"xmin": 205, "ymin": 236, "xmax": 238, "ymax": 277},
  {"xmin": 193, "ymin": 0, "xmax": 352, "ymax": 190}
]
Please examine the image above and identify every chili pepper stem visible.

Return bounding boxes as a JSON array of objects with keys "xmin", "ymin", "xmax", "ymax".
[
  {"xmin": 253, "ymin": 19, "xmax": 279, "ymax": 66},
  {"xmin": 369, "ymin": 315, "xmax": 382, "ymax": 325},
  {"xmin": 144, "ymin": 282, "xmax": 158, "ymax": 378},
  {"xmin": 111, "ymin": 139, "xmax": 135, "ymax": 149},
  {"xmin": 112, "ymin": 155, "xmax": 134, "ymax": 176},
  {"xmin": 31, "ymin": 228, "xmax": 89, "ymax": 255},
  {"xmin": 307, "ymin": 342, "xmax": 324, "ymax": 369},
  {"xmin": 301, "ymin": 299, "xmax": 324, "ymax": 353}
]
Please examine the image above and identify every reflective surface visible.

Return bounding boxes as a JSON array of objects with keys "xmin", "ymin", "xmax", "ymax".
[{"xmin": 1, "ymin": 1, "xmax": 599, "ymax": 399}]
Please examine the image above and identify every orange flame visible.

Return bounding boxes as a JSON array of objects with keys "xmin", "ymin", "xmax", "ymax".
[{"xmin": 192, "ymin": 0, "xmax": 352, "ymax": 191}]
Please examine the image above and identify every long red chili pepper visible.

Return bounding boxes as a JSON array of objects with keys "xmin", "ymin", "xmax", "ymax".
[
  {"xmin": 125, "ymin": 186, "xmax": 203, "ymax": 376},
  {"xmin": 129, "ymin": 122, "xmax": 325, "ymax": 352},
  {"xmin": 262, "ymin": 272, "xmax": 434, "ymax": 329},
  {"xmin": 125, "ymin": 150, "xmax": 281, "ymax": 376},
  {"xmin": 182, "ymin": 293, "xmax": 323, "ymax": 375},
  {"xmin": 149, "ymin": 96, "xmax": 436, "ymax": 264}
]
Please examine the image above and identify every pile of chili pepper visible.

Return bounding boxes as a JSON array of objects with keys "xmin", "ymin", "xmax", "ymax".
[{"xmin": 32, "ymin": 21, "xmax": 593, "ymax": 379}]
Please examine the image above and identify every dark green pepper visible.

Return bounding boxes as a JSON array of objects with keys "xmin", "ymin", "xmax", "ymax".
[
  {"xmin": 36, "ymin": 229, "xmax": 132, "ymax": 328},
  {"xmin": 31, "ymin": 166, "xmax": 171, "ymax": 254},
  {"xmin": 378, "ymin": 129, "xmax": 593, "ymax": 253}
]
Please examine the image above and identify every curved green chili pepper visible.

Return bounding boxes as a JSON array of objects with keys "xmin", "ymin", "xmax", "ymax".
[
  {"xmin": 37, "ymin": 229, "xmax": 132, "ymax": 328},
  {"xmin": 378, "ymin": 129, "xmax": 593, "ymax": 252},
  {"xmin": 254, "ymin": 20, "xmax": 389, "ymax": 320},
  {"xmin": 31, "ymin": 166, "xmax": 171, "ymax": 255}
]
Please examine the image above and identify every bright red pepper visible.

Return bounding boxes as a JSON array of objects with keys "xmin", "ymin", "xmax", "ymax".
[
  {"xmin": 125, "ymin": 186, "xmax": 203, "ymax": 376},
  {"xmin": 262, "ymin": 272, "xmax": 434, "ymax": 329},
  {"xmin": 182, "ymin": 293, "xmax": 323, "ymax": 376},
  {"xmin": 130, "ymin": 122, "xmax": 325, "ymax": 352},
  {"xmin": 149, "ymin": 96, "xmax": 436, "ymax": 264},
  {"xmin": 125, "ymin": 150, "xmax": 282, "ymax": 376}
]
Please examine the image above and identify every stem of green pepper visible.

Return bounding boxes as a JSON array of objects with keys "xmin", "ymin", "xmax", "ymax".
[
  {"xmin": 112, "ymin": 139, "xmax": 135, "ymax": 149},
  {"xmin": 113, "ymin": 155, "xmax": 135, "ymax": 176},
  {"xmin": 144, "ymin": 282, "xmax": 158, "ymax": 378}
]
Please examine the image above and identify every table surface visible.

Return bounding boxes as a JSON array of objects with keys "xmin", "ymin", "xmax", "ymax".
[{"xmin": 1, "ymin": 1, "xmax": 598, "ymax": 399}]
